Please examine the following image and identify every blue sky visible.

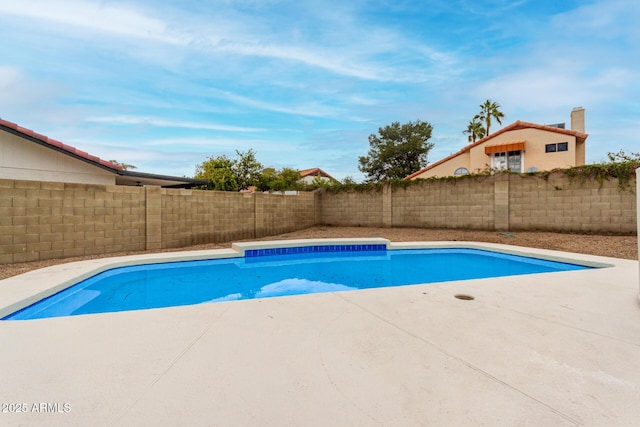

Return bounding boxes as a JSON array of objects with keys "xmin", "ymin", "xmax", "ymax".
[{"xmin": 0, "ymin": 0, "xmax": 638, "ymax": 181}]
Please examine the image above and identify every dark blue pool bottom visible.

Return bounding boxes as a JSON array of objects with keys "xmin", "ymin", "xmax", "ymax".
[{"xmin": 3, "ymin": 246, "xmax": 591, "ymax": 320}]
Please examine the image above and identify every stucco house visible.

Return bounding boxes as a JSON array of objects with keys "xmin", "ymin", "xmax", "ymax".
[
  {"xmin": 298, "ymin": 167, "xmax": 338, "ymax": 185},
  {"xmin": 406, "ymin": 107, "xmax": 588, "ymax": 180},
  {"xmin": 0, "ymin": 118, "xmax": 206, "ymax": 188}
]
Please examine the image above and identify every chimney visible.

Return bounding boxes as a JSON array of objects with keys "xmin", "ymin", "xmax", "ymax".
[{"xmin": 571, "ymin": 107, "xmax": 585, "ymax": 133}]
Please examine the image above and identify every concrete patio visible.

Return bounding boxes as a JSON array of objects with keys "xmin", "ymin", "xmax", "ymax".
[{"xmin": 1, "ymin": 242, "xmax": 639, "ymax": 426}]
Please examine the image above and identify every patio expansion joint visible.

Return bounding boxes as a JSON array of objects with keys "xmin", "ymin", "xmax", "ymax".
[
  {"xmin": 314, "ymin": 300, "xmax": 385, "ymax": 425},
  {"xmin": 333, "ymin": 292, "xmax": 583, "ymax": 427},
  {"xmin": 106, "ymin": 304, "xmax": 234, "ymax": 427},
  {"xmin": 484, "ymin": 302, "xmax": 640, "ymax": 348}
]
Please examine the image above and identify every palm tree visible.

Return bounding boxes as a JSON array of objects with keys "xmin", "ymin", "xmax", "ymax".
[
  {"xmin": 476, "ymin": 100, "xmax": 505, "ymax": 136},
  {"xmin": 463, "ymin": 119, "xmax": 486, "ymax": 143}
]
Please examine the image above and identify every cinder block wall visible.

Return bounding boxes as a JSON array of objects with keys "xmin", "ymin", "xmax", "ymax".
[
  {"xmin": 160, "ymin": 189, "xmax": 317, "ymax": 249},
  {"xmin": 319, "ymin": 173, "xmax": 636, "ymax": 233},
  {"xmin": 161, "ymin": 189, "xmax": 256, "ymax": 248},
  {"xmin": 319, "ymin": 190, "xmax": 383, "ymax": 226},
  {"xmin": 0, "ymin": 180, "xmax": 318, "ymax": 264},
  {"xmin": 0, "ymin": 174, "xmax": 636, "ymax": 265},
  {"xmin": 392, "ymin": 179, "xmax": 495, "ymax": 229},
  {"xmin": 255, "ymin": 192, "xmax": 317, "ymax": 237},
  {"xmin": 0, "ymin": 179, "xmax": 145, "ymax": 264},
  {"xmin": 509, "ymin": 173, "xmax": 636, "ymax": 233}
]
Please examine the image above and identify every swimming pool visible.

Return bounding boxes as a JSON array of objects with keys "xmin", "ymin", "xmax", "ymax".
[{"xmin": 3, "ymin": 244, "xmax": 591, "ymax": 320}]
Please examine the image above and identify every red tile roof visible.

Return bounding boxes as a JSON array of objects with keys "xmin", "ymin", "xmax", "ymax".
[
  {"xmin": 0, "ymin": 118, "xmax": 123, "ymax": 171},
  {"xmin": 299, "ymin": 167, "xmax": 338, "ymax": 181},
  {"xmin": 405, "ymin": 120, "xmax": 588, "ymax": 180}
]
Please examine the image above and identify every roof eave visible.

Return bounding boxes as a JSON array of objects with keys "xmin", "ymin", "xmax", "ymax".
[
  {"xmin": 118, "ymin": 170, "xmax": 207, "ymax": 186},
  {"xmin": 0, "ymin": 120, "xmax": 123, "ymax": 173}
]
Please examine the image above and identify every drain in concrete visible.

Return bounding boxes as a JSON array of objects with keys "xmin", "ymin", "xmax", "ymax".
[{"xmin": 454, "ymin": 294, "xmax": 475, "ymax": 300}]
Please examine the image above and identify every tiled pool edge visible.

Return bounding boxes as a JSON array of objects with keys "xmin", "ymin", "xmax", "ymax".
[
  {"xmin": 0, "ymin": 238, "xmax": 621, "ymax": 319},
  {"xmin": 244, "ymin": 244, "xmax": 387, "ymax": 257},
  {"xmin": 231, "ymin": 238, "xmax": 390, "ymax": 256}
]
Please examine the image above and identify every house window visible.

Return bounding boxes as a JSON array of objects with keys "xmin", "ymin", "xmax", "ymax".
[
  {"xmin": 508, "ymin": 150, "xmax": 521, "ymax": 172},
  {"xmin": 454, "ymin": 167, "xmax": 469, "ymax": 175},
  {"xmin": 491, "ymin": 151, "xmax": 522, "ymax": 173},
  {"xmin": 546, "ymin": 142, "xmax": 568, "ymax": 153},
  {"xmin": 492, "ymin": 152, "xmax": 507, "ymax": 170}
]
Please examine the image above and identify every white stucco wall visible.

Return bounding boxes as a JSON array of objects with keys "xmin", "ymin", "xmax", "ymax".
[
  {"xmin": 469, "ymin": 128, "xmax": 579, "ymax": 172},
  {"xmin": 0, "ymin": 131, "xmax": 115, "ymax": 185},
  {"xmin": 411, "ymin": 127, "xmax": 584, "ymax": 179}
]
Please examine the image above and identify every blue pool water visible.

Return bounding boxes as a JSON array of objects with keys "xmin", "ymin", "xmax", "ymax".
[{"xmin": 3, "ymin": 247, "xmax": 589, "ymax": 320}]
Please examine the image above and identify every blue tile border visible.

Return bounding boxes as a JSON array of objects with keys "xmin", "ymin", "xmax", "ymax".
[{"xmin": 245, "ymin": 244, "xmax": 387, "ymax": 257}]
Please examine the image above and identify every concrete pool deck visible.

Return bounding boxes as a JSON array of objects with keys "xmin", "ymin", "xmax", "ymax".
[{"xmin": 1, "ymin": 240, "xmax": 639, "ymax": 426}]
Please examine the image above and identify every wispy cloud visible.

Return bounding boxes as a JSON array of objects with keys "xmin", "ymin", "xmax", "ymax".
[
  {"xmin": 208, "ymin": 89, "xmax": 342, "ymax": 118},
  {"xmin": 0, "ymin": 0, "xmax": 454, "ymax": 83},
  {"xmin": 0, "ymin": 0, "xmax": 185, "ymax": 44},
  {"xmin": 476, "ymin": 66, "xmax": 634, "ymax": 112},
  {"xmin": 551, "ymin": 0, "xmax": 640, "ymax": 39},
  {"xmin": 213, "ymin": 40, "xmax": 402, "ymax": 82},
  {"xmin": 1, "ymin": 0, "xmax": 638, "ymax": 180},
  {"xmin": 140, "ymin": 136, "xmax": 290, "ymax": 151},
  {"xmin": 0, "ymin": 66, "xmax": 20, "ymax": 89},
  {"xmin": 473, "ymin": 0, "xmax": 639, "ymax": 115},
  {"xmin": 85, "ymin": 116, "xmax": 264, "ymax": 132},
  {"xmin": 459, "ymin": 0, "xmax": 528, "ymax": 16},
  {"xmin": 0, "ymin": 66, "xmax": 72, "ymax": 124}
]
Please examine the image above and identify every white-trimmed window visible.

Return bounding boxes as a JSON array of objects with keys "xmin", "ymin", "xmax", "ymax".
[
  {"xmin": 454, "ymin": 167, "xmax": 469, "ymax": 176},
  {"xmin": 491, "ymin": 150, "xmax": 523, "ymax": 173},
  {"xmin": 491, "ymin": 152, "xmax": 507, "ymax": 170}
]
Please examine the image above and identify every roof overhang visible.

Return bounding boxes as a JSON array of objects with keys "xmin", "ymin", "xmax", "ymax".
[{"xmin": 116, "ymin": 170, "xmax": 208, "ymax": 188}]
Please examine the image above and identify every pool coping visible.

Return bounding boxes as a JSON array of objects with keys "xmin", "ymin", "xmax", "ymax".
[{"xmin": 0, "ymin": 238, "xmax": 621, "ymax": 319}]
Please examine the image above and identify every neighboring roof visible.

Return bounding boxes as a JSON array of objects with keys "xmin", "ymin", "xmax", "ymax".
[
  {"xmin": 299, "ymin": 167, "xmax": 338, "ymax": 182},
  {"xmin": 0, "ymin": 118, "xmax": 123, "ymax": 172},
  {"xmin": 405, "ymin": 120, "xmax": 589, "ymax": 180},
  {"xmin": 0, "ymin": 118, "xmax": 206, "ymax": 188}
]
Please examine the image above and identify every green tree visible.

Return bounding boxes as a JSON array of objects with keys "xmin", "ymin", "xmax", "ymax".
[
  {"xmin": 280, "ymin": 167, "xmax": 303, "ymax": 189},
  {"xmin": 257, "ymin": 167, "xmax": 278, "ymax": 191},
  {"xmin": 463, "ymin": 119, "xmax": 486, "ymax": 143},
  {"xmin": 475, "ymin": 100, "xmax": 505, "ymax": 136},
  {"xmin": 358, "ymin": 120, "xmax": 434, "ymax": 182},
  {"xmin": 194, "ymin": 155, "xmax": 238, "ymax": 191},
  {"xmin": 341, "ymin": 176, "xmax": 357, "ymax": 185},
  {"xmin": 234, "ymin": 149, "xmax": 263, "ymax": 190},
  {"xmin": 257, "ymin": 167, "xmax": 302, "ymax": 191},
  {"xmin": 269, "ymin": 167, "xmax": 302, "ymax": 191}
]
